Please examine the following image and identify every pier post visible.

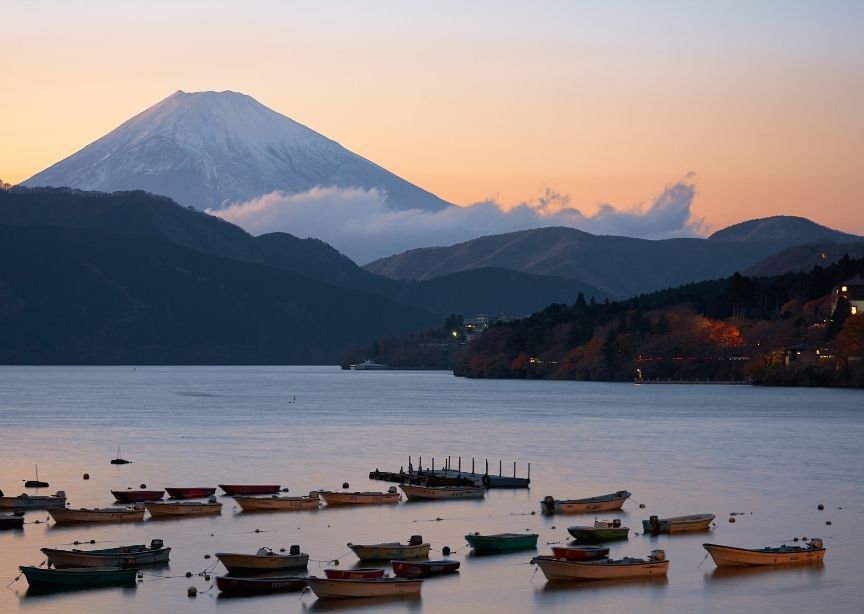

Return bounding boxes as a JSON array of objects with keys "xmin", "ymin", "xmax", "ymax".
[
  {"xmin": 528, "ymin": 463, "xmax": 531, "ymax": 480},
  {"xmin": 458, "ymin": 457, "xmax": 461, "ymax": 476},
  {"xmin": 513, "ymin": 461, "xmax": 516, "ymax": 478},
  {"xmin": 472, "ymin": 458, "xmax": 475, "ymax": 473},
  {"xmin": 432, "ymin": 458, "xmax": 435, "ymax": 473},
  {"xmin": 499, "ymin": 460, "xmax": 502, "ymax": 476}
]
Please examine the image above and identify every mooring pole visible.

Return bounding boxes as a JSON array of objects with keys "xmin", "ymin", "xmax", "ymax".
[
  {"xmin": 432, "ymin": 457, "xmax": 435, "ymax": 473},
  {"xmin": 499, "ymin": 460, "xmax": 502, "ymax": 476},
  {"xmin": 458, "ymin": 457, "xmax": 461, "ymax": 475},
  {"xmin": 528, "ymin": 462, "xmax": 531, "ymax": 480},
  {"xmin": 513, "ymin": 461, "xmax": 516, "ymax": 478}
]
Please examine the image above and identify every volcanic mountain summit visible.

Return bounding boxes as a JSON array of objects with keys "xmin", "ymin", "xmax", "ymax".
[{"xmin": 24, "ymin": 90, "xmax": 452, "ymax": 212}]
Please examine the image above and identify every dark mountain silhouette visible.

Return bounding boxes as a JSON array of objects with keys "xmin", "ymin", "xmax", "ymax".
[
  {"xmin": 744, "ymin": 242, "xmax": 864, "ymax": 277},
  {"xmin": 708, "ymin": 215, "xmax": 860, "ymax": 244}
]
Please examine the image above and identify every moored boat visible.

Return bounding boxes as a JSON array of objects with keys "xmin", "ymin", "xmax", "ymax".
[
  {"xmin": 392, "ymin": 559, "xmax": 460, "ymax": 578},
  {"xmin": 399, "ymin": 484, "xmax": 486, "ymax": 501},
  {"xmin": 219, "ymin": 484, "xmax": 281, "ymax": 496},
  {"xmin": 0, "ymin": 491, "xmax": 67, "ymax": 510},
  {"xmin": 145, "ymin": 500, "xmax": 222, "ymax": 517},
  {"xmin": 215, "ymin": 546, "xmax": 309, "ymax": 573},
  {"xmin": 48, "ymin": 506, "xmax": 145, "ymax": 524},
  {"xmin": 541, "ymin": 491, "xmax": 631, "ymax": 514},
  {"xmin": 233, "ymin": 493, "xmax": 320, "ymax": 512},
  {"xmin": 324, "ymin": 568, "xmax": 386, "ymax": 579},
  {"xmin": 19, "ymin": 565, "xmax": 138, "ymax": 590},
  {"xmin": 165, "ymin": 487, "xmax": 217, "ymax": 499},
  {"xmin": 111, "ymin": 489, "xmax": 164, "ymax": 503},
  {"xmin": 642, "ymin": 514, "xmax": 715, "ymax": 534},
  {"xmin": 550, "ymin": 545, "xmax": 610, "ymax": 561},
  {"xmin": 42, "ymin": 539, "xmax": 170, "ymax": 568},
  {"xmin": 348, "ymin": 535, "xmax": 430, "ymax": 561},
  {"xmin": 465, "ymin": 532, "xmax": 539, "ymax": 553},
  {"xmin": 0, "ymin": 513, "xmax": 25, "ymax": 530},
  {"xmin": 703, "ymin": 539, "xmax": 826, "ymax": 567},
  {"xmin": 567, "ymin": 518, "xmax": 630, "ymax": 543},
  {"xmin": 320, "ymin": 489, "xmax": 401, "ymax": 506},
  {"xmin": 216, "ymin": 575, "xmax": 307, "ymax": 595},
  {"xmin": 532, "ymin": 550, "xmax": 669, "ymax": 581},
  {"xmin": 306, "ymin": 577, "xmax": 422, "ymax": 599}
]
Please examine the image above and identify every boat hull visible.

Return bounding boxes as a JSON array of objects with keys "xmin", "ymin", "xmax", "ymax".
[
  {"xmin": 215, "ymin": 552, "xmax": 309, "ymax": 573},
  {"xmin": 219, "ymin": 484, "xmax": 280, "ymax": 496},
  {"xmin": 532, "ymin": 556, "xmax": 669, "ymax": 581},
  {"xmin": 111, "ymin": 490, "xmax": 164, "ymax": 503},
  {"xmin": 542, "ymin": 491, "xmax": 631, "ymax": 514},
  {"xmin": 703, "ymin": 543, "xmax": 826, "ymax": 567},
  {"xmin": 551, "ymin": 545, "xmax": 610, "ymax": 561},
  {"xmin": 307, "ymin": 577, "xmax": 422, "ymax": 598},
  {"xmin": 320, "ymin": 491, "xmax": 401, "ymax": 506},
  {"xmin": 165, "ymin": 487, "xmax": 217, "ymax": 499},
  {"xmin": 324, "ymin": 568, "xmax": 386, "ymax": 579},
  {"xmin": 145, "ymin": 502, "xmax": 221, "ymax": 517},
  {"xmin": 0, "ymin": 495, "xmax": 67, "ymax": 510},
  {"xmin": 233, "ymin": 496, "xmax": 319, "ymax": 511},
  {"xmin": 0, "ymin": 513, "xmax": 24, "ymax": 530},
  {"xmin": 48, "ymin": 508, "xmax": 145, "ymax": 524},
  {"xmin": 392, "ymin": 559, "xmax": 460, "ymax": 577},
  {"xmin": 42, "ymin": 546, "xmax": 171, "ymax": 568},
  {"xmin": 19, "ymin": 566, "xmax": 138, "ymax": 589},
  {"xmin": 349, "ymin": 543, "xmax": 431, "ymax": 561},
  {"xmin": 399, "ymin": 484, "xmax": 485, "ymax": 501},
  {"xmin": 216, "ymin": 575, "xmax": 307, "ymax": 595},
  {"xmin": 642, "ymin": 514, "xmax": 715, "ymax": 534},
  {"xmin": 567, "ymin": 527, "xmax": 630, "ymax": 543},
  {"xmin": 465, "ymin": 533, "xmax": 539, "ymax": 552}
]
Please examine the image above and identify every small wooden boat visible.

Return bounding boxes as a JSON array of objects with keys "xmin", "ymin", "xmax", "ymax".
[
  {"xmin": 215, "ymin": 546, "xmax": 309, "ymax": 573},
  {"xmin": 642, "ymin": 514, "xmax": 715, "ymax": 534},
  {"xmin": 465, "ymin": 532, "xmax": 539, "ymax": 553},
  {"xmin": 306, "ymin": 577, "xmax": 422, "ymax": 599},
  {"xmin": 48, "ymin": 506, "xmax": 145, "ymax": 524},
  {"xmin": 399, "ymin": 484, "xmax": 486, "ymax": 501},
  {"xmin": 165, "ymin": 487, "xmax": 217, "ymax": 499},
  {"xmin": 551, "ymin": 545, "xmax": 610, "ymax": 561},
  {"xmin": 145, "ymin": 500, "xmax": 222, "ymax": 517},
  {"xmin": 219, "ymin": 484, "xmax": 280, "ymax": 496},
  {"xmin": 567, "ymin": 519, "xmax": 630, "ymax": 543},
  {"xmin": 233, "ymin": 494, "xmax": 320, "ymax": 512},
  {"xmin": 320, "ymin": 489, "xmax": 401, "ymax": 506},
  {"xmin": 24, "ymin": 465, "xmax": 50, "ymax": 488},
  {"xmin": 541, "ymin": 491, "xmax": 631, "ymax": 514},
  {"xmin": 0, "ymin": 491, "xmax": 67, "ymax": 510},
  {"xmin": 216, "ymin": 575, "xmax": 307, "ymax": 595},
  {"xmin": 19, "ymin": 565, "xmax": 138, "ymax": 589},
  {"xmin": 0, "ymin": 513, "xmax": 24, "ymax": 530},
  {"xmin": 42, "ymin": 539, "xmax": 170, "ymax": 568},
  {"xmin": 112, "ymin": 489, "xmax": 164, "ymax": 503},
  {"xmin": 392, "ymin": 559, "xmax": 460, "ymax": 578},
  {"xmin": 324, "ymin": 568, "xmax": 386, "ymax": 580},
  {"xmin": 532, "ymin": 550, "xmax": 669, "ymax": 581},
  {"xmin": 703, "ymin": 539, "xmax": 826, "ymax": 567},
  {"xmin": 348, "ymin": 536, "xmax": 430, "ymax": 561}
]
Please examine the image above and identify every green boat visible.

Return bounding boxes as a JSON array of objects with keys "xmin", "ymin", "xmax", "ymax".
[
  {"xmin": 19, "ymin": 566, "xmax": 138, "ymax": 590},
  {"xmin": 567, "ymin": 519, "xmax": 629, "ymax": 543},
  {"xmin": 465, "ymin": 532, "xmax": 539, "ymax": 553}
]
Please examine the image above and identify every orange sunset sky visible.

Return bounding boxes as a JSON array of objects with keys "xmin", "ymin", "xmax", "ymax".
[{"xmin": 2, "ymin": 1, "xmax": 862, "ymax": 234}]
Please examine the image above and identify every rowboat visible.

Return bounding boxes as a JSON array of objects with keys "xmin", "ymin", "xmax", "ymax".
[
  {"xmin": 703, "ymin": 539, "xmax": 826, "ymax": 567},
  {"xmin": 145, "ymin": 500, "xmax": 222, "ymax": 517},
  {"xmin": 219, "ymin": 484, "xmax": 280, "ymax": 496},
  {"xmin": 465, "ymin": 532, "xmax": 539, "ymax": 553},
  {"xmin": 551, "ymin": 545, "xmax": 610, "ymax": 561},
  {"xmin": 399, "ymin": 484, "xmax": 486, "ymax": 501},
  {"xmin": 532, "ymin": 550, "xmax": 669, "ymax": 581},
  {"xmin": 392, "ymin": 559, "xmax": 460, "ymax": 578},
  {"xmin": 215, "ymin": 546, "xmax": 309, "ymax": 573},
  {"xmin": 216, "ymin": 575, "xmax": 307, "ymax": 595},
  {"xmin": 0, "ymin": 491, "xmax": 67, "ymax": 510},
  {"xmin": 233, "ymin": 494, "xmax": 320, "ymax": 512},
  {"xmin": 642, "ymin": 514, "xmax": 715, "ymax": 534},
  {"xmin": 306, "ymin": 577, "xmax": 422, "ymax": 599},
  {"xmin": 348, "ymin": 536, "xmax": 430, "ymax": 561},
  {"xmin": 567, "ymin": 519, "xmax": 630, "ymax": 543},
  {"xmin": 541, "ymin": 491, "xmax": 631, "ymax": 514},
  {"xmin": 0, "ymin": 513, "xmax": 24, "ymax": 530},
  {"xmin": 320, "ymin": 490, "xmax": 401, "ymax": 506},
  {"xmin": 324, "ymin": 568, "xmax": 386, "ymax": 579},
  {"xmin": 42, "ymin": 539, "xmax": 170, "ymax": 568},
  {"xmin": 165, "ymin": 487, "xmax": 216, "ymax": 499},
  {"xmin": 111, "ymin": 489, "xmax": 164, "ymax": 503},
  {"xmin": 49, "ymin": 507, "xmax": 145, "ymax": 523},
  {"xmin": 19, "ymin": 566, "xmax": 138, "ymax": 590}
]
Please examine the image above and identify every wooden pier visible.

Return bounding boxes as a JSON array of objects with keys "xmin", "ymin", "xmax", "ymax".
[{"xmin": 369, "ymin": 456, "xmax": 531, "ymax": 488}]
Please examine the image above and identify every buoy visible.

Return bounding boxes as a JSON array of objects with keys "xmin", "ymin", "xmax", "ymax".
[
  {"xmin": 639, "ymin": 503, "xmax": 646, "ymax": 508},
  {"xmin": 818, "ymin": 504, "xmax": 824, "ymax": 510},
  {"xmin": 83, "ymin": 473, "xmax": 90, "ymax": 480},
  {"xmin": 280, "ymin": 547, "xmax": 286, "ymax": 552},
  {"xmin": 204, "ymin": 554, "xmax": 210, "ymax": 559},
  {"xmin": 436, "ymin": 517, "xmax": 442, "ymax": 521},
  {"xmin": 140, "ymin": 484, "xmax": 146, "ymax": 488},
  {"xmin": 204, "ymin": 574, "xmax": 210, "ymax": 581},
  {"xmin": 728, "ymin": 517, "xmax": 736, "ymax": 523},
  {"xmin": 282, "ymin": 487, "xmax": 289, "ymax": 492},
  {"xmin": 74, "ymin": 541, "xmax": 80, "ymax": 545},
  {"xmin": 185, "ymin": 571, "xmax": 192, "ymax": 578},
  {"xmin": 826, "ymin": 521, "xmax": 832, "ymax": 525},
  {"xmin": 342, "ymin": 482, "xmax": 349, "ymax": 489},
  {"xmin": 90, "ymin": 539, "xmax": 95, "ymax": 544},
  {"xmin": 793, "ymin": 537, "xmax": 799, "ymax": 542},
  {"xmin": 442, "ymin": 546, "xmax": 451, "ymax": 555},
  {"xmin": 530, "ymin": 510, "xmax": 536, "ymax": 515},
  {"xmin": 551, "ymin": 526, "xmax": 556, "ymax": 530},
  {"xmin": 254, "ymin": 529, "xmax": 261, "ymax": 533},
  {"xmin": 331, "ymin": 559, "xmax": 340, "ymax": 566},
  {"xmin": 187, "ymin": 586, "xmax": 197, "ymax": 597}
]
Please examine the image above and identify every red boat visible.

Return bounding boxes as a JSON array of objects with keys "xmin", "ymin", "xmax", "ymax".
[
  {"xmin": 216, "ymin": 575, "xmax": 307, "ymax": 595},
  {"xmin": 165, "ymin": 487, "xmax": 217, "ymax": 499},
  {"xmin": 111, "ymin": 489, "xmax": 164, "ymax": 503},
  {"xmin": 550, "ymin": 545, "xmax": 610, "ymax": 561},
  {"xmin": 219, "ymin": 484, "xmax": 280, "ymax": 496},
  {"xmin": 324, "ymin": 568, "xmax": 386, "ymax": 580},
  {"xmin": 392, "ymin": 559, "xmax": 460, "ymax": 578}
]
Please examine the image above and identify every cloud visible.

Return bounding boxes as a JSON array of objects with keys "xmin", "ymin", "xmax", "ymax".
[{"xmin": 211, "ymin": 179, "xmax": 703, "ymax": 264}]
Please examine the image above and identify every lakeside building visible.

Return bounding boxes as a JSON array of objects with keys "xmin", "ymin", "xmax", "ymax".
[{"xmin": 832, "ymin": 276, "xmax": 864, "ymax": 316}]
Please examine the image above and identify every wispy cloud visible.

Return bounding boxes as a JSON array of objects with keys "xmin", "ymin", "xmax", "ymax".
[{"xmin": 211, "ymin": 178, "xmax": 703, "ymax": 264}]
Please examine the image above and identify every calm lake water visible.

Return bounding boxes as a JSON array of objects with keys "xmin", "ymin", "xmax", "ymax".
[{"xmin": 1, "ymin": 366, "xmax": 862, "ymax": 613}]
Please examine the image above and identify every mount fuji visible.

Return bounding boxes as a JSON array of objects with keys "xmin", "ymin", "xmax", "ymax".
[{"xmin": 23, "ymin": 90, "xmax": 452, "ymax": 212}]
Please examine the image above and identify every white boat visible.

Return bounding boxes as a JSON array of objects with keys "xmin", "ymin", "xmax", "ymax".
[
  {"xmin": 642, "ymin": 513, "xmax": 715, "ymax": 534},
  {"xmin": 541, "ymin": 491, "xmax": 631, "ymax": 514},
  {"xmin": 145, "ymin": 500, "xmax": 222, "ymax": 517},
  {"xmin": 532, "ymin": 550, "xmax": 669, "ymax": 581},
  {"xmin": 306, "ymin": 577, "xmax": 422, "ymax": 598},
  {"xmin": 41, "ymin": 539, "xmax": 170, "ymax": 568},
  {"xmin": 0, "ymin": 490, "xmax": 67, "ymax": 510},
  {"xmin": 48, "ymin": 506, "xmax": 145, "ymax": 523},
  {"xmin": 234, "ymin": 493, "xmax": 320, "ymax": 512},
  {"xmin": 703, "ymin": 539, "xmax": 826, "ymax": 567},
  {"xmin": 349, "ymin": 360, "xmax": 389, "ymax": 370},
  {"xmin": 399, "ymin": 484, "xmax": 486, "ymax": 501},
  {"xmin": 215, "ymin": 547, "xmax": 309, "ymax": 573},
  {"xmin": 320, "ymin": 489, "xmax": 401, "ymax": 506},
  {"xmin": 348, "ymin": 536, "xmax": 430, "ymax": 561}
]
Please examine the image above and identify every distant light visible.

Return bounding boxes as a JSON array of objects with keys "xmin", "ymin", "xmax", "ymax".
[
  {"xmin": 451, "ymin": 330, "xmax": 459, "ymax": 337},
  {"xmin": 853, "ymin": 306, "xmax": 858, "ymax": 315},
  {"xmin": 841, "ymin": 285, "xmax": 848, "ymax": 292}
]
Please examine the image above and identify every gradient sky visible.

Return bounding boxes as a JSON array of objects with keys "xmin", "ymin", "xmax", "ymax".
[{"xmin": 2, "ymin": 1, "xmax": 862, "ymax": 234}]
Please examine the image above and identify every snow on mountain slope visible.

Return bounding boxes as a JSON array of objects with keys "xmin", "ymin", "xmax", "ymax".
[{"xmin": 24, "ymin": 90, "xmax": 452, "ymax": 212}]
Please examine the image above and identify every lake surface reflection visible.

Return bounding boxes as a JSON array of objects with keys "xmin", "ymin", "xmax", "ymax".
[{"xmin": 1, "ymin": 366, "xmax": 862, "ymax": 613}]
